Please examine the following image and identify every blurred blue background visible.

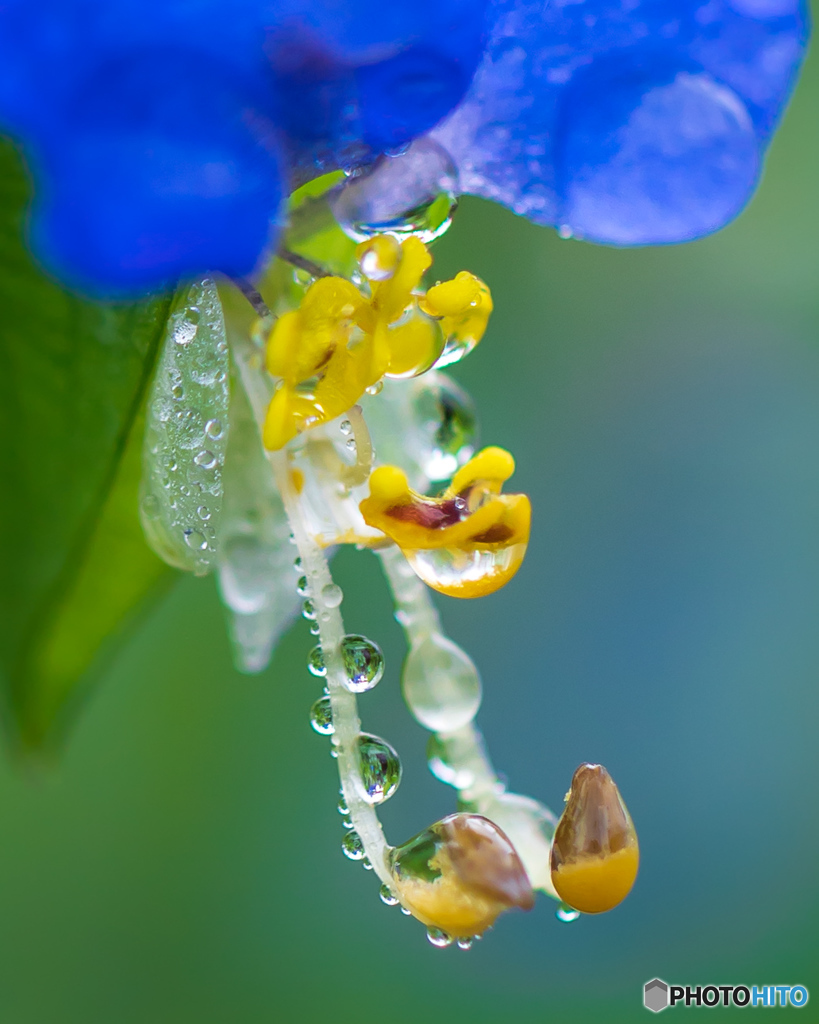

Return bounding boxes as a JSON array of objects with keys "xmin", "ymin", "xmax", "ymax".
[{"xmin": 1, "ymin": 25, "xmax": 818, "ymax": 1024}]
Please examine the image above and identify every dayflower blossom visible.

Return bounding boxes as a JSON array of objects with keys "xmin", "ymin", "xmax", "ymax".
[
  {"xmin": 0, "ymin": 0, "xmax": 809, "ymax": 293},
  {"xmin": 1, "ymin": 0, "xmax": 806, "ymax": 946},
  {"xmin": 135, "ymin": 220, "xmax": 640, "ymax": 940}
]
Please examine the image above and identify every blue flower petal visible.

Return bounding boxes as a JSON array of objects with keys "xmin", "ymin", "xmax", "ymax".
[
  {"xmin": 268, "ymin": 0, "xmax": 489, "ymax": 165},
  {"xmin": 24, "ymin": 51, "xmax": 284, "ymax": 296},
  {"xmin": 434, "ymin": 0, "xmax": 808, "ymax": 243},
  {"xmin": 0, "ymin": 0, "xmax": 488, "ymax": 293}
]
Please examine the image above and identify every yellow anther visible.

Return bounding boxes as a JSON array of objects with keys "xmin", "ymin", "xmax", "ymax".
[
  {"xmin": 389, "ymin": 813, "xmax": 534, "ymax": 938},
  {"xmin": 359, "ymin": 447, "xmax": 530, "ymax": 597},
  {"xmin": 261, "ymin": 236, "xmax": 491, "ymax": 450},
  {"xmin": 550, "ymin": 763, "xmax": 639, "ymax": 915},
  {"xmin": 451, "ymin": 445, "xmax": 515, "ymax": 493},
  {"xmin": 423, "ymin": 272, "xmax": 481, "ymax": 316},
  {"xmin": 368, "ymin": 465, "xmax": 411, "ymax": 503},
  {"xmin": 421, "ymin": 270, "xmax": 492, "ymax": 363}
]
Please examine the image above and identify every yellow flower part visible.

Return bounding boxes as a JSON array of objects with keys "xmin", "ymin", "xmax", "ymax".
[
  {"xmin": 359, "ymin": 446, "xmax": 530, "ymax": 598},
  {"xmin": 420, "ymin": 270, "xmax": 493, "ymax": 365},
  {"xmin": 389, "ymin": 814, "xmax": 534, "ymax": 939},
  {"xmin": 262, "ymin": 237, "xmax": 493, "ymax": 450},
  {"xmin": 550, "ymin": 763, "xmax": 639, "ymax": 915}
]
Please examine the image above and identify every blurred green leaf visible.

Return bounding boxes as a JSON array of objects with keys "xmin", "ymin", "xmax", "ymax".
[{"xmin": 0, "ymin": 138, "xmax": 174, "ymax": 750}]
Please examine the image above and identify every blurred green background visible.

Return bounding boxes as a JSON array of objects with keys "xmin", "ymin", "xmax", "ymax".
[{"xmin": 1, "ymin": 28, "xmax": 818, "ymax": 1024}]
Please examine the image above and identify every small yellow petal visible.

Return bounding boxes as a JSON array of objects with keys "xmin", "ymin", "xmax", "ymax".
[{"xmin": 422, "ymin": 271, "xmax": 482, "ymax": 317}]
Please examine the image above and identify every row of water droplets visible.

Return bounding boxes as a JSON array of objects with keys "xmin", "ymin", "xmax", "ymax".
[
  {"xmin": 301, "ymin": 420, "xmax": 402, "ymax": 870},
  {"xmin": 140, "ymin": 278, "xmax": 229, "ymax": 575}
]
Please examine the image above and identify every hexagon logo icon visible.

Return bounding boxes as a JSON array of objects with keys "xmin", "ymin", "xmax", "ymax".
[{"xmin": 644, "ymin": 979, "xmax": 670, "ymax": 1013}]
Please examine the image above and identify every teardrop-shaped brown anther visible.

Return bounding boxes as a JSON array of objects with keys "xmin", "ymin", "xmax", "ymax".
[
  {"xmin": 550, "ymin": 763, "xmax": 639, "ymax": 914},
  {"xmin": 389, "ymin": 813, "xmax": 534, "ymax": 937}
]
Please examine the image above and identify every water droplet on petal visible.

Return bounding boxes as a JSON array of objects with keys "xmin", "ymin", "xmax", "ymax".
[
  {"xmin": 321, "ymin": 583, "xmax": 344, "ymax": 608},
  {"xmin": 296, "ymin": 575, "xmax": 310, "ymax": 597},
  {"xmin": 406, "ymin": 544, "xmax": 527, "ymax": 599},
  {"xmin": 331, "ymin": 138, "xmax": 458, "ymax": 244},
  {"xmin": 184, "ymin": 529, "xmax": 207, "ymax": 551},
  {"xmin": 341, "ymin": 635, "xmax": 384, "ymax": 692},
  {"xmin": 342, "ymin": 830, "xmax": 365, "ymax": 860},
  {"xmin": 556, "ymin": 902, "xmax": 581, "ymax": 923},
  {"xmin": 141, "ymin": 493, "xmax": 160, "ymax": 520},
  {"xmin": 402, "ymin": 633, "xmax": 481, "ymax": 732},
  {"xmin": 379, "ymin": 884, "xmax": 400, "ymax": 906},
  {"xmin": 205, "ymin": 417, "xmax": 223, "ymax": 439},
  {"xmin": 426, "ymin": 927, "xmax": 453, "ymax": 948},
  {"xmin": 357, "ymin": 733, "xmax": 401, "ymax": 804},
  {"xmin": 194, "ymin": 449, "xmax": 217, "ymax": 469},
  {"xmin": 307, "ymin": 645, "xmax": 326, "ymax": 677},
  {"xmin": 456, "ymin": 937, "xmax": 474, "ymax": 950},
  {"xmin": 309, "ymin": 696, "xmax": 334, "ymax": 735},
  {"xmin": 302, "ymin": 599, "xmax": 317, "ymax": 620},
  {"xmin": 339, "ymin": 419, "xmax": 352, "ymax": 435}
]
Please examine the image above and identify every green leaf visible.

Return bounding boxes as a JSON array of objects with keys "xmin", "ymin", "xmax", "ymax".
[{"xmin": 0, "ymin": 138, "xmax": 175, "ymax": 750}]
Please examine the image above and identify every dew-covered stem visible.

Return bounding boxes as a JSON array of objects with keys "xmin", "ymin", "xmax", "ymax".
[{"xmin": 230, "ymin": 324, "xmax": 392, "ymax": 886}]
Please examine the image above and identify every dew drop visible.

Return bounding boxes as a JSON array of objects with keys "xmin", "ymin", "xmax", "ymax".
[
  {"xmin": 141, "ymin": 493, "xmax": 160, "ymax": 520},
  {"xmin": 556, "ymin": 903, "xmax": 581, "ymax": 923},
  {"xmin": 426, "ymin": 927, "xmax": 453, "ymax": 948},
  {"xmin": 302, "ymin": 599, "xmax": 317, "ymax": 620},
  {"xmin": 341, "ymin": 635, "xmax": 384, "ymax": 692},
  {"xmin": 337, "ymin": 795, "xmax": 349, "ymax": 816},
  {"xmin": 362, "ymin": 858, "xmax": 373, "ymax": 871},
  {"xmin": 321, "ymin": 583, "xmax": 343, "ymax": 608},
  {"xmin": 171, "ymin": 384, "xmax": 185, "ymax": 400},
  {"xmin": 310, "ymin": 622, "xmax": 320, "ymax": 635},
  {"xmin": 307, "ymin": 645, "xmax": 326, "ymax": 677},
  {"xmin": 196, "ymin": 505, "xmax": 211, "ymax": 521},
  {"xmin": 365, "ymin": 381, "xmax": 384, "ymax": 397},
  {"xmin": 194, "ymin": 449, "xmax": 217, "ymax": 470},
  {"xmin": 339, "ymin": 419, "xmax": 352, "ymax": 435},
  {"xmin": 183, "ymin": 528, "xmax": 207, "ymax": 551},
  {"xmin": 341, "ymin": 830, "xmax": 365, "ymax": 860},
  {"xmin": 296, "ymin": 575, "xmax": 309, "ymax": 597},
  {"xmin": 402, "ymin": 632, "xmax": 481, "ymax": 732},
  {"xmin": 205, "ymin": 417, "xmax": 223, "ymax": 439},
  {"xmin": 379, "ymin": 884, "xmax": 399, "ymax": 906},
  {"xmin": 331, "ymin": 138, "xmax": 458, "ymax": 244},
  {"xmin": 173, "ymin": 308, "xmax": 200, "ymax": 345},
  {"xmin": 357, "ymin": 733, "xmax": 401, "ymax": 804},
  {"xmin": 309, "ymin": 696, "xmax": 334, "ymax": 735},
  {"xmin": 456, "ymin": 937, "xmax": 474, "ymax": 950},
  {"xmin": 293, "ymin": 557, "xmax": 303, "ymax": 572}
]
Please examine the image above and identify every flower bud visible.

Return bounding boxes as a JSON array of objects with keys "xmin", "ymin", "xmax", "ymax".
[
  {"xmin": 550, "ymin": 763, "xmax": 639, "ymax": 914},
  {"xmin": 389, "ymin": 813, "xmax": 534, "ymax": 938}
]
